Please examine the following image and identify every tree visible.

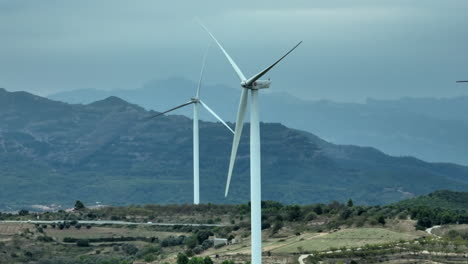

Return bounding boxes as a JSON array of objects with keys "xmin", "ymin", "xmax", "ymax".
[
  {"xmin": 185, "ymin": 235, "xmax": 198, "ymax": 249},
  {"xmin": 284, "ymin": 205, "xmax": 302, "ymax": 221},
  {"xmin": 196, "ymin": 230, "xmax": 213, "ymax": 244},
  {"xmin": 203, "ymin": 256, "xmax": 213, "ymax": 264},
  {"xmin": 347, "ymin": 199, "xmax": 354, "ymax": 207},
  {"xmin": 18, "ymin": 210, "xmax": 29, "ymax": 216},
  {"xmin": 377, "ymin": 215, "xmax": 386, "ymax": 225},
  {"xmin": 74, "ymin": 200, "xmax": 85, "ymax": 210},
  {"xmin": 177, "ymin": 253, "xmax": 189, "ymax": 264}
]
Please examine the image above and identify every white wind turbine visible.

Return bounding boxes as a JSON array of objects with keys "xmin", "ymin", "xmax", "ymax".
[
  {"xmin": 149, "ymin": 47, "xmax": 234, "ymax": 205},
  {"xmin": 199, "ymin": 22, "xmax": 302, "ymax": 264}
]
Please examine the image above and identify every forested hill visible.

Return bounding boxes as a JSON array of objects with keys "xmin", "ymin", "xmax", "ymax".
[
  {"xmin": 1, "ymin": 88, "xmax": 468, "ymax": 210},
  {"xmin": 394, "ymin": 190, "xmax": 468, "ymax": 212}
]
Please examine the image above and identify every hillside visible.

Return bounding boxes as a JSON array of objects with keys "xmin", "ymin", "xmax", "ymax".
[
  {"xmin": 1, "ymin": 195, "xmax": 468, "ymax": 264},
  {"xmin": 1, "ymin": 88, "xmax": 468, "ymax": 210},
  {"xmin": 394, "ymin": 190, "xmax": 468, "ymax": 212},
  {"xmin": 48, "ymin": 78, "xmax": 468, "ymax": 165}
]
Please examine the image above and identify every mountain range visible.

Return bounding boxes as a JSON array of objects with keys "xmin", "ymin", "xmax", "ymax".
[
  {"xmin": 1, "ymin": 87, "xmax": 468, "ymax": 210},
  {"xmin": 49, "ymin": 77, "xmax": 468, "ymax": 166}
]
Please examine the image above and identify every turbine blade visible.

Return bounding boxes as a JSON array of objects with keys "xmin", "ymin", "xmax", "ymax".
[
  {"xmin": 146, "ymin": 101, "xmax": 193, "ymax": 119},
  {"xmin": 197, "ymin": 20, "xmax": 247, "ymax": 81},
  {"xmin": 225, "ymin": 88, "xmax": 248, "ymax": 197},
  {"xmin": 245, "ymin": 41, "xmax": 302, "ymax": 86},
  {"xmin": 196, "ymin": 44, "xmax": 210, "ymax": 98},
  {"xmin": 457, "ymin": 81, "xmax": 468, "ymax": 83},
  {"xmin": 199, "ymin": 100, "xmax": 234, "ymax": 134}
]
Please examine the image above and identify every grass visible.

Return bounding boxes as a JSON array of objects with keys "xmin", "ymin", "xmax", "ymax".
[
  {"xmin": 432, "ymin": 224, "xmax": 468, "ymax": 237},
  {"xmin": 271, "ymin": 228, "xmax": 420, "ymax": 253}
]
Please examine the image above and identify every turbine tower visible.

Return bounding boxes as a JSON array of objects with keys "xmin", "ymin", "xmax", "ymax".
[
  {"xmin": 199, "ymin": 22, "xmax": 301, "ymax": 264},
  {"xmin": 148, "ymin": 47, "xmax": 234, "ymax": 205}
]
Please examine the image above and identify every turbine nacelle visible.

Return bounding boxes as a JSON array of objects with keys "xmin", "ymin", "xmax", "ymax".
[
  {"xmin": 241, "ymin": 79, "xmax": 271, "ymax": 89},
  {"xmin": 190, "ymin": 97, "xmax": 200, "ymax": 103}
]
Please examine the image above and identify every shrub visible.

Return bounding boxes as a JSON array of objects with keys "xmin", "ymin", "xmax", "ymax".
[
  {"xmin": 203, "ymin": 256, "xmax": 214, "ymax": 264},
  {"xmin": 193, "ymin": 245, "xmax": 204, "ymax": 254},
  {"xmin": 177, "ymin": 253, "xmax": 189, "ymax": 264},
  {"xmin": 122, "ymin": 243, "xmax": 138, "ymax": 255},
  {"xmin": 305, "ymin": 211, "xmax": 317, "ymax": 221},
  {"xmin": 37, "ymin": 236, "xmax": 54, "ymax": 242},
  {"xmin": 76, "ymin": 239, "xmax": 89, "ymax": 247},
  {"xmin": 201, "ymin": 239, "xmax": 213, "ymax": 250}
]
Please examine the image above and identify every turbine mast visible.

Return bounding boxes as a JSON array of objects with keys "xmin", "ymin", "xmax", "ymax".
[
  {"xmin": 250, "ymin": 89, "xmax": 262, "ymax": 264},
  {"xmin": 193, "ymin": 102, "xmax": 200, "ymax": 205}
]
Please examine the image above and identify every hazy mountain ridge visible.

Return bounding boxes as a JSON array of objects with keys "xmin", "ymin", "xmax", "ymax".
[
  {"xmin": 48, "ymin": 78, "xmax": 468, "ymax": 165},
  {"xmin": 2, "ymin": 88, "xmax": 468, "ymax": 210}
]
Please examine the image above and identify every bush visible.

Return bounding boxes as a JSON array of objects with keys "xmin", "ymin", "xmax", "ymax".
[
  {"xmin": 76, "ymin": 239, "xmax": 90, "ymax": 247},
  {"xmin": 185, "ymin": 235, "xmax": 198, "ymax": 249},
  {"xmin": 305, "ymin": 211, "xmax": 318, "ymax": 221},
  {"xmin": 177, "ymin": 253, "xmax": 189, "ymax": 264},
  {"xmin": 193, "ymin": 245, "xmax": 204, "ymax": 254},
  {"xmin": 122, "ymin": 243, "xmax": 138, "ymax": 255},
  {"xmin": 37, "ymin": 236, "xmax": 54, "ymax": 242},
  {"xmin": 136, "ymin": 245, "xmax": 161, "ymax": 259},
  {"xmin": 377, "ymin": 215, "xmax": 386, "ymax": 225},
  {"xmin": 201, "ymin": 239, "xmax": 213, "ymax": 250},
  {"xmin": 203, "ymin": 256, "xmax": 214, "ymax": 264}
]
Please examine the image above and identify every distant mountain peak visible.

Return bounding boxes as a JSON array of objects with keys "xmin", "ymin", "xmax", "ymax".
[{"xmin": 87, "ymin": 96, "xmax": 144, "ymax": 112}]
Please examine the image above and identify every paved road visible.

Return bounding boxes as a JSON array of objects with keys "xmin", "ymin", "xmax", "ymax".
[
  {"xmin": 298, "ymin": 254, "xmax": 313, "ymax": 264},
  {"xmin": 425, "ymin": 225, "xmax": 441, "ymax": 237},
  {"xmin": 0, "ymin": 220, "xmax": 225, "ymax": 227}
]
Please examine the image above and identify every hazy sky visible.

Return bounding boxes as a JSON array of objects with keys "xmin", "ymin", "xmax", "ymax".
[{"xmin": 1, "ymin": 0, "xmax": 467, "ymax": 102}]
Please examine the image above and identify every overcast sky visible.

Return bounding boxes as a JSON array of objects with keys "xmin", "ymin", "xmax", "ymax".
[{"xmin": 1, "ymin": 0, "xmax": 467, "ymax": 102}]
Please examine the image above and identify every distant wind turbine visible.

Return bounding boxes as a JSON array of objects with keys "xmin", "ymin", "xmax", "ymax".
[
  {"xmin": 199, "ymin": 21, "xmax": 302, "ymax": 264},
  {"xmin": 148, "ymin": 46, "xmax": 234, "ymax": 205}
]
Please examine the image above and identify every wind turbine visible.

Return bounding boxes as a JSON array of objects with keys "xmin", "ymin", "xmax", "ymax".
[
  {"xmin": 148, "ymin": 47, "xmax": 234, "ymax": 205},
  {"xmin": 199, "ymin": 22, "xmax": 302, "ymax": 264}
]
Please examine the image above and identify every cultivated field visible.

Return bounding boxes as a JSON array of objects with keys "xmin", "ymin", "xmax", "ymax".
[
  {"xmin": 271, "ymin": 228, "xmax": 420, "ymax": 253},
  {"xmin": 44, "ymin": 225, "xmax": 187, "ymax": 241}
]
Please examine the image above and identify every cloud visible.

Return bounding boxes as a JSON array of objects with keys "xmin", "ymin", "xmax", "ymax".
[{"xmin": 0, "ymin": 0, "xmax": 467, "ymax": 101}]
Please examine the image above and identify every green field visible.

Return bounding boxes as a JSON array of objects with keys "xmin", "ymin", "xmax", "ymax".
[{"xmin": 272, "ymin": 228, "xmax": 419, "ymax": 253}]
